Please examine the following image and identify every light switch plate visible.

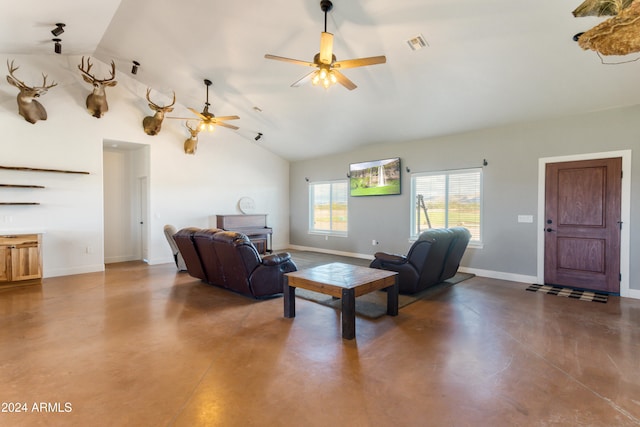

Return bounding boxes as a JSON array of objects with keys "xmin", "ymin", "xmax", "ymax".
[{"xmin": 518, "ymin": 215, "xmax": 533, "ymax": 223}]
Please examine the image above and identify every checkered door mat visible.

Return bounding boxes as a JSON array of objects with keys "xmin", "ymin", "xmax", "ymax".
[{"xmin": 526, "ymin": 284, "xmax": 608, "ymax": 303}]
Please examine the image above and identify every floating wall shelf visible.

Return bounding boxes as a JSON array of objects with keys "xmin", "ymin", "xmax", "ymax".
[
  {"xmin": 0, "ymin": 202, "xmax": 40, "ymax": 205},
  {"xmin": 0, "ymin": 165, "xmax": 89, "ymax": 175},
  {"xmin": 0, "ymin": 165, "xmax": 89, "ymax": 206},
  {"xmin": 0, "ymin": 184, "xmax": 45, "ymax": 189}
]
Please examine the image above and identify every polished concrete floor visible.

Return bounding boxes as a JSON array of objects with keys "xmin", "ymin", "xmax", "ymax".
[{"xmin": 1, "ymin": 258, "xmax": 640, "ymax": 426}]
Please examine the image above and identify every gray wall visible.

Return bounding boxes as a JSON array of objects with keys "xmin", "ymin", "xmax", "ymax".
[{"xmin": 289, "ymin": 105, "xmax": 640, "ymax": 290}]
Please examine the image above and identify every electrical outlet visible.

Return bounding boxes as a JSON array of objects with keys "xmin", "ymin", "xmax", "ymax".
[{"xmin": 86, "ymin": 246, "xmax": 93, "ymax": 254}]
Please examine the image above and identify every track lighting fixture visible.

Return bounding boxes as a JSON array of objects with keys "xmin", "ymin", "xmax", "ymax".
[
  {"xmin": 255, "ymin": 132, "xmax": 263, "ymax": 141},
  {"xmin": 52, "ymin": 38, "xmax": 62, "ymax": 54},
  {"xmin": 131, "ymin": 60, "xmax": 140, "ymax": 75},
  {"xmin": 51, "ymin": 23, "xmax": 65, "ymax": 37}
]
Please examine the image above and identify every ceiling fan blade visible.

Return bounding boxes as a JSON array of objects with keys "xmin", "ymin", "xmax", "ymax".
[
  {"xmin": 319, "ymin": 32, "xmax": 334, "ymax": 64},
  {"xmin": 291, "ymin": 70, "xmax": 317, "ymax": 87},
  {"xmin": 265, "ymin": 54, "xmax": 316, "ymax": 68},
  {"xmin": 333, "ymin": 70, "xmax": 357, "ymax": 91},
  {"xmin": 215, "ymin": 121, "xmax": 240, "ymax": 130},
  {"xmin": 333, "ymin": 55, "xmax": 387, "ymax": 69},
  {"xmin": 213, "ymin": 115, "xmax": 240, "ymax": 121},
  {"xmin": 187, "ymin": 107, "xmax": 207, "ymax": 120}
]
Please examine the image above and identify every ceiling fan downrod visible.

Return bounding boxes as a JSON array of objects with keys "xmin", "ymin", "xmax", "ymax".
[
  {"xmin": 203, "ymin": 79, "xmax": 212, "ymax": 116},
  {"xmin": 320, "ymin": 0, "xmax": 333, "ymax": 32}
]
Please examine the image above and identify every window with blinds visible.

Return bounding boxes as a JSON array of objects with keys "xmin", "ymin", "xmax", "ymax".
[
  {"xmin": 410, "ymin": 168, "xmax": 482, "ymax": 242},
  {"xmin": 309, "ymin": 180, "xmax": 349, "ymax": 236}
]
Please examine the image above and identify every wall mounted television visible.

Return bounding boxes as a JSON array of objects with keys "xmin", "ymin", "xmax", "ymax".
[{"xmin": 349, "ymin": 157, "xmax": 401, "ymax": 196}]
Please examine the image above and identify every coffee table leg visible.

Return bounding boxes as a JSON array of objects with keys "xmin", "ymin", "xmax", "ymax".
[
  {"xmin": 342, "ymin": 288, "xmax": 356, "ymax": 340},
  {"xmin": 284, "ymin": 276, "xmax": 295, "ymax": 318},
  {"xmin": 387, "ymin": 276, "xmax": 399, "ymax": 316}
]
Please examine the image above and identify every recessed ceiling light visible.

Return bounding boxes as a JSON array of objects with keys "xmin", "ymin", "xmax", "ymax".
[{"xmin": 407, "ymin": 34, "xmax": 428, "ymax": 51}]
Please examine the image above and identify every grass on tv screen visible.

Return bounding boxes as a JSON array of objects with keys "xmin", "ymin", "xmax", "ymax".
[{"xmin": 349, "ymin": 157, "xmax": 401, "ymax": 196}]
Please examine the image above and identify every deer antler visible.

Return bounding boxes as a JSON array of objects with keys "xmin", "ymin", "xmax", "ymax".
[
  {"xmin": 146, "ymin": 88, "xmax": 176, "ymax": 109},
  {"xmin": 7, "ymin": 60, "xmax": 27, "ymax": 89},
  {"xmin": 77, "ymin": 56, "xmax": 94, "ymax": 79},
  {"xmin": 185, "ymin": 121, "xmax": 198, "ymax": 133},
  {"xmin": 39, "ymin": 73, "xmax": 57, "ymax": 90},
  {"xmin": 7, "ymin": 60, "xmax": 57, "ymax": 90},
  {"xmin": 78, "ymin": 56, "xmax": 116, "ymax": 82}
]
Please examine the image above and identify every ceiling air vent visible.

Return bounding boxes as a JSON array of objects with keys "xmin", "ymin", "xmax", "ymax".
[{"xmin": 407, "ymin": 34, "xmax": 428, "ymax": 51}]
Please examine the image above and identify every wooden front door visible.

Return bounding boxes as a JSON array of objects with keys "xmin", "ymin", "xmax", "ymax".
[{"xmin": 544, "ymin": 157, "xmax": 621, "ymax": 293}]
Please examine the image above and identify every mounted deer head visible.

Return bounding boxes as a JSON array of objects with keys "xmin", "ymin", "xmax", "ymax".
[
  {"xmin": 77, "ymin": 56, "xmax": 117, "ymax": 118},
  {"xmin": 142, "ymin": 88, "xmax": 176, "ymax": 135},
  {"xmin": 184, "ymin": 121, "xmax": 200, "ymax": 155},
  {"xmin": 6, "ymin": 60, "xmax": 57, "ymax": 124}
]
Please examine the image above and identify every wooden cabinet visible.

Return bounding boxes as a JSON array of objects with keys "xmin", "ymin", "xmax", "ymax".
[{"xmin": 0, "ymin": 234, "xmax": 42, "ymax": 286}]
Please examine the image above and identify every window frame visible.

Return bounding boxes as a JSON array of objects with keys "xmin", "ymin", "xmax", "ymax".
[
  {"xmin": 410, "ymin": 167, "xmax": 483, "ymax": 246},
  {"xmin": 308, "ymin": 179, "xmax": 349, "ymax": 237}
]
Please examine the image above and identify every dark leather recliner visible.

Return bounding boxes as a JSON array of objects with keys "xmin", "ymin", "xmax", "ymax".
[
  {"xmin": 369, "ymin": 227, "xmax": 471, "ymax": 294},
  {"xmin": 174, "ymin": 227, "xmax": 297, "ymax": 298},
  {"xmin": 193, "ymin": 228, "xmax": 226, "ymax": 287},
  {"xmin": 173, "ymin": 227, "xmax": 209, "ymax": 282},
  {"xmin": 212, "ymin": 231, "xmax": 297, "ymax": 297}
]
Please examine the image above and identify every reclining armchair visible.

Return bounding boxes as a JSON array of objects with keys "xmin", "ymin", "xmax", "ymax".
[
  {"xmin": 370, "ymin": 227, "xmax": 471, "ymax": 294},
  {"xmin": 164, "ymin": 224, "xmax": 187, "ymax": 271},
  {"xmin": 212, "ymin": 231, "xmax": 297, "ymax": 298},
  {"xmin": 173, "ymin": 227, "xmax": 297, "ymax": 298}
]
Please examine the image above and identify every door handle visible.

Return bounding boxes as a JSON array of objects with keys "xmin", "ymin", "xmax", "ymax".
[{"xmin": 546, "ymin": 228, "xmax": 554, "ymax": 232}]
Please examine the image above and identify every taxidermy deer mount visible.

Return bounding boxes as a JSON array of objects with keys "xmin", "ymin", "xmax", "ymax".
[
  {"xmin": 184, "ymin": 121, "xmax": 200, "ymax": 155},
  {"xmin": 6, "ymin": 60, "xmax": 57, "ymax": 124},
  {"xmin": 78, "ymin": 56, "xmax": 117, "ymax": 118},
  {"xmin": 142, "ymin": 88, "xmax": 176, "ymax": 135}
]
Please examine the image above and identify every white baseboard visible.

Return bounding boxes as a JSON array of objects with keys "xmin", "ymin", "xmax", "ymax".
[
  {"xmin": 147, "ymin": 256, "xmax": 175, "ymax": 266},
  {"xmin": 458, "ymin": 267, "xmax": 537, "ymax": 284},
  {"xmin": 44, "ymin": 264, "xmax": 105, "ymax": 278},
  {"xmin": 287, "ymin": 245, "xmax": 373, "ymax": 261},
  {"xmin": 104, "ymin": 255, "xmax": 139, "ymax": 264},
  {"xmin": 625, "ymin": 288, "xmax": 640, "ymax": 299}
]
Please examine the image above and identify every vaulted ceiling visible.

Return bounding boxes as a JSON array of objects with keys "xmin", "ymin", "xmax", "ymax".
[{"xmin": 3, "ymin": 0, "xmax": 639, "ymax": 161}]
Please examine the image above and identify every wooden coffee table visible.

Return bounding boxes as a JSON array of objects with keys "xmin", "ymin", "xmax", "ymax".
[{"xmin": 283, "ymin": 262, "xmax": 399, "ymax": 340}]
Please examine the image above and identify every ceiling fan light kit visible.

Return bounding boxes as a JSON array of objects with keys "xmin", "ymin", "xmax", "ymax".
[
  {"xmin": 264, "ymin": 0, "xmax": 386, "ymax": 91},
  {"xmin": 166, "ymin": 78, "xmax": 240, "ymax": 134}
]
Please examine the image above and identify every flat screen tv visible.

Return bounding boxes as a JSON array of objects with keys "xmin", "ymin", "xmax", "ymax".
[{"xmin": 349, "ymin": 157, "xmax": 401, "ymax": 196}]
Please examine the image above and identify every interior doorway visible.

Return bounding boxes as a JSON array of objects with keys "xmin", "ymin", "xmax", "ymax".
[
  {"xmin": 103, "ymin": 141, "xmax": 150, "ymax": 264},
  {"xmin": 537, "ymin": 151, "xmax": 631, "ymax": 297}
]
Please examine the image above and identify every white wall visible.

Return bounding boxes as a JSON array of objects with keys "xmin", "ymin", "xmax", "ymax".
[{"xmin": 0, "ymin": 54, "xmax": 290, "ymax": 277}]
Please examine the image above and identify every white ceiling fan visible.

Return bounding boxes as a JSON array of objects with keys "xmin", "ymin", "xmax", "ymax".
[{"xmin": 264, "ymin": 0, "xmax": 386, "ymax": 90}]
